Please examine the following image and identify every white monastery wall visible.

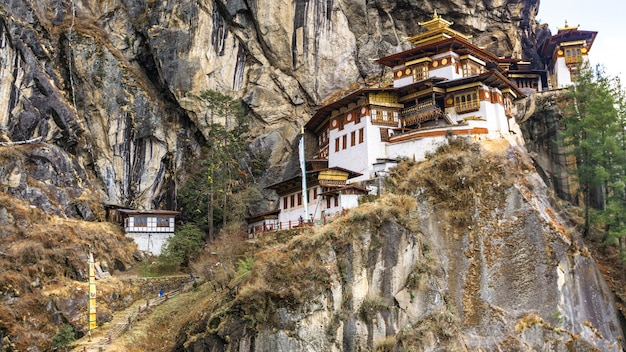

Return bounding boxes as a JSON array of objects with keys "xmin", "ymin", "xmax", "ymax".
[
  {"xmin": 126, "ymin": 233, "xmax": 171, "ymax": 256},
  {"xmin": 386, "ymin": 136, "xmax": 447, "ymax": 163},
  {"xmin": 555, "ymin": 58, "xmax": 572, "ymax": 88}
]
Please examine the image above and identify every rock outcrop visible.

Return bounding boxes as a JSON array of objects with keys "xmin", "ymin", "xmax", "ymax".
[
  {"xmin": 0, "ymin": 0, "xmax": 542, "ymax": 213},
  {"xmin": 174, "ymin": 140, "xmax": 624, "ymax": 351}
]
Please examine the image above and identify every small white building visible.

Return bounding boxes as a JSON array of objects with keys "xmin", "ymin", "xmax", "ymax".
[
  {"xmin": 264, "ymin": 161, "xmax": 368, "ymax": 228},
  {"xmin": 245, "ymin": 209, "xmax": 280, "ymax": 238},
  {"xmin": 118, "ymin": 209, "xmax": 179, "ymax": 255}
]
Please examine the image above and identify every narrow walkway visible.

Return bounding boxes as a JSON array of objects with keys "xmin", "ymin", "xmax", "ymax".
[{"xmin": 70, "ymin": 278, "xmax": 199, "ymax": 352}]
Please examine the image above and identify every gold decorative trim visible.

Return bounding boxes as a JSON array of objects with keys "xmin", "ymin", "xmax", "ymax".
[
  {"xmin": 559, "ymin": 40, "xmax": 586, "ymax": 47},
  {"xmin": 459, "ymin": 54, "xmax": 486, "ymax": 66},
  {"xmin": 405, "ymin": 57, "xmax": 433, "ymax": 66}
]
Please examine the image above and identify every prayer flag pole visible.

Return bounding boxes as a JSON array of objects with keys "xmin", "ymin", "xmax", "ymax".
[{"xmin": 88, "ymin": 252, "xmax": 97, "ymax": 337}]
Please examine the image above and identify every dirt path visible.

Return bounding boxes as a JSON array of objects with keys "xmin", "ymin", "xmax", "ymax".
[{"xmin": 70, "ymin": 278, "xmax": 199, "ymax": 352}]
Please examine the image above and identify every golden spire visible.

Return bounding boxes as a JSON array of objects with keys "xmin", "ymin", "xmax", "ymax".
[
  {"xmin": 558, "ymin": 20, "xmax": 579, "ymax": 32},
  {"xmin": 408, "ymin": 10, "xmax": 470, "ymax": 46}
]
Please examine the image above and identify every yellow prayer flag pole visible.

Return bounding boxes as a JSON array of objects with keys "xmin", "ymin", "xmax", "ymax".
[{"xmin": 88, "ymin": 252, "xmax": 97, "ymax": 335}]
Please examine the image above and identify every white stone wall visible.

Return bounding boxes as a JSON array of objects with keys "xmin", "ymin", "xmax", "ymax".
[
  {"xmin": 555, "ymin": 58, "xmax": 572, "ymax": 88},
  {"xmin": 124, "ymin": 215, "xmax": 176, "ymax": 255},
  {"xmin": 126, "ymin": 232, "xmax": 173, "ymax": 256},
  {"xmin": 386, "ymin": 136, "xmax": 448, "ymax": 163},
  {"xmin": 277, "ymin": 187, "xmax": 364, "ymax": 226},
  {"xmin": 327, "ymin": 116, "xmax": 375, "ymax": 179},
  {"xmin": 278, "ymin": 186, "xmax": 326, "ymax": 227},
  {"xmin": 393, "ymin": 75, "xmax": 414, "ymax": 88}
]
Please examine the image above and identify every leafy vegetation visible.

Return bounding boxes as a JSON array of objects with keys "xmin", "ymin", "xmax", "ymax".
[
  {"xmin": 177, "ymin": 90, "xmax": 265, "ymax": 241},
  {"xmin": 561, "ymin": 63, "xmax": 626, "ymax": 264},
  {"xmin": 51, "ymin": 324, "xmax": 75, "ymax": 351},
  {"xmin": 158, "ymin": 223, "xmax": 205, "ymax": 271}
]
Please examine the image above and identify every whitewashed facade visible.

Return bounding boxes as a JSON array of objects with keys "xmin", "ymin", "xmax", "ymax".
[
  {"xmin": 265, "ymin": 164, "xmax": 368, "ymax": 227},
  {"xmin": 119, "ymin": 209, "xmax": 179, "ymax": 255}
]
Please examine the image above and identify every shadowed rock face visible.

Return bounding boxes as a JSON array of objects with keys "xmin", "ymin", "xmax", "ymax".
[{"xmin": 0, "ymin": 0, "xmax": 541, "ymax": 214}]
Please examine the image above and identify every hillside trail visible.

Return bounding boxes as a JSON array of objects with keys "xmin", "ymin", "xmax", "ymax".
[{"xmin": 70, "ymin": 276, "xmax": 199, "ymax": 352}]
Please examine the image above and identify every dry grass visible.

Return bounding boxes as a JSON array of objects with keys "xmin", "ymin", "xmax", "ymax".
[
  {"xmin": 515, "ymin": 313, "xmax": 544, "ymax": 333},
  {"xmin": 0, "ymin": 192, "xmax": 137, "ymax": 351},
  {"xmin": 386, "ymin": 138, "xmax": 515, "ymax": 229}
]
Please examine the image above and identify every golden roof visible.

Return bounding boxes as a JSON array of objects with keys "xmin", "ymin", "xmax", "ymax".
[
  {"xmin": 558, "ymin": 20, "xmax": 580, "ymax": 32},
  {"xmin": 406, "ymin": 10, "xmax": 471, "ymax": 46}
]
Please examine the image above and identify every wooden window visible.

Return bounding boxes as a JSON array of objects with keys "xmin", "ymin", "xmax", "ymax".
[
  {"xmin": 359, "ymin": 128, "xmax": 364, "ymax": 143},
  {"xmin": 134, "ymin": 216, "xmax": 147, "ymax": 227},
  {"xmin": 380, "ymin": 128, "xmax": 389, "ymax": 142},
  {"xmin": 313, "ymin": 188, "xmax": 318, "ymax": 199},
  {"xmin": 326, "ymin": 196, "xmax": 331, "ymax": 208},
  {"xmin": 290, "ymin": 195, "xmax": 295, "ymax": 208},
  {"xmin": 283, "ymin": 197, "xmax": 288, "ymax": 209},
  {"xmin": 297, "ymin": 192, "xmax": 302, "ymax": 206},
  {"xmin": 351, "ymin": 131, "xmax": 356, "ymax": 146},
  {"xmin": 565, "ymin": 48, "xmax": 583, "ymax": 65},
  {"xmin": 342, "ymin": 135, "xmax": 347, "ymax": 150},
  {"xmin": 335, "ymin": 138, "xmax": 340, "ymax": 152},
  {"xmin": 157, "ymin": 217, "xmax": 170, "ymax": 227},
  {"xmin": 334, "ymin": 196, "xmax": 339, "ymax": 207},
  {"xmin": 454, "ymin": 90, "xmax": 480, "ymax": 113},
  {"xmin": 412, "ymin": 64, "xmax": 428, "ymax": 81}
]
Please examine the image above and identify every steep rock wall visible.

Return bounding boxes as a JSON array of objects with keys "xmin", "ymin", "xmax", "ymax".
[
  {"xmin": 0, "ymin": 0, "xmax": 541, "ymax": 213},
  {"xmin": 175, "ymin": 140, "xmax": 624, "ymax": 351},
  {"xmin": 518, "ymin": 91, "xmax": 577, "ymax": 204}
]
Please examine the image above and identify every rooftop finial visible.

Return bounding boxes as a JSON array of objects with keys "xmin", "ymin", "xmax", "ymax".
[
  {"xmin": 433, "ymin": 10, "xmax": 439, "ymax": 19},
  {"xmin": 564, "ymin": 20, "xmax": 569, "ymax": 28}
]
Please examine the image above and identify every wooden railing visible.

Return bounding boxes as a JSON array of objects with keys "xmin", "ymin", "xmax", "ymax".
[
  {"xmin": 401, "ymin": 103, "xmax": 444, "ymax": 127},
  {"xmin": 565, "ymin": 56, "xmax": 582, "ymax": 65},
  {"xmin": 455, "ymin": 100, "xmax": 480, "ymax": 114},
  {"xmin": 247, "ymin": 212, "xmax": 349, "ymax": 238}
]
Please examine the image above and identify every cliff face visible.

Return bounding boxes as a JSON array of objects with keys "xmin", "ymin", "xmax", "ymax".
[
  {"xmin": 0, "ymin": 0, "xmax": 540, "ymax": 212},
  {"xmin": 174, "ymin": 140, "xmax": 624, "ymax": 351}
]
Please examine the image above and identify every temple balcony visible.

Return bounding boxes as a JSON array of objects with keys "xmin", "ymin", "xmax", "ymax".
[
  {"xmin": 455, "ymin": 100, "xmax": 480, "ymax": 114},
  {"xmin": 400, "ymin": 102, "xmax": 447, "ymax": 127},
  {"xmin": 565, "ymin": 56, "xmax": 583, "ymax": 65}
]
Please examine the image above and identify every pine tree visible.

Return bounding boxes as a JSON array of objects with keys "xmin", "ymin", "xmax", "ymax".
[
  {"xmin": 178, "ymin": 90, "xmax": 264, "ymax": 240},
  {"xmin": 601, "ymin": 76, "xmax": 626, "ymax": 282},
  {"xmin": 561, "ymin": 63, "xmax": 621, "ymax": 237}
]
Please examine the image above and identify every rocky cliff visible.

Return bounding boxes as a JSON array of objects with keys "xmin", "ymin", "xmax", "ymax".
[
  {"xmin": 0, "ymin": 0, "xmax": 542, "ymax": 213},
  {"xmin": 173, "ymin": 139, "xmax": 624, "ymax": 351},
  {"xmin": 5, "ymin": 1, "xmax": 621, "ymax": 351}
]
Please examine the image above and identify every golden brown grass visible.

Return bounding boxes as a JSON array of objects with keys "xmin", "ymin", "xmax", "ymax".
[
  {"xmin": 386, "ymin": 138, "xmax": 515, "ymax": 229},
  {"xmin": 0, "ymin": 191, "xmax": 137, "ymax": 351}
]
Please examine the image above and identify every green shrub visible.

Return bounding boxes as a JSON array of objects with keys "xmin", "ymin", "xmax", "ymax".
[
  {"xmin": 159, "ymin": 223, "xmax": 205, "ymax": 270},
  {"xmin": 51, "ymin": 324, "xmax": 75, "ymax": 351}
]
